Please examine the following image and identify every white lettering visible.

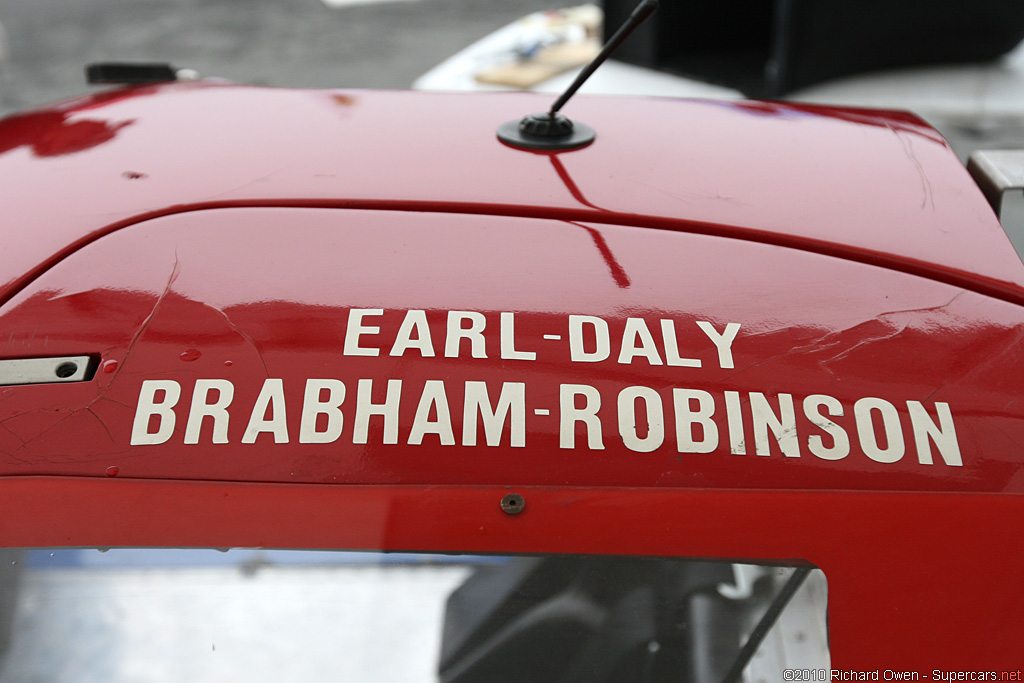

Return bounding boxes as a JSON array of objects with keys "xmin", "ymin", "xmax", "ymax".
[
  {"xmin": 696, "ymin": 321, "xmax": 741, "ymax": 369},
  {"xmin": 750, "ymin": 392, "xmax": 800, "ymax": 457},
  {"xmin": 803, "ymin": 394, "xmax": 850, "ymax": 460},
  {"xmin": 660, "ymin": 320, "xmax": 701, "ymax": 368},
  {"xmin": 353, "ymin": 379, "xmax": 401, "ymax": 445},
  {"xmin": 617, "ymin": 318, "xmax": 663, "ymax": 365},
  {"xmin": 673, "ymin": 388, "xmax": 718, "ymax": 453},
  {"xmin": 463, "ymin": 381, "xmax": 525, "ymax": 447},
  {"xmin": 568, "ymin": 315, "xmax": 610, "ymax": 362},
  {"xmin": 445, "ymin": 311, "xmax": 487, "ymax": 359},
  {"xmin": 344, "ymin": 308, "xmax": 383, "ymax": 357},
  {"xmin": 500, "ymin": 312, "xmax": 535, "ymax": 361},
  {"xmin": 242, "ymin": 378, "xmax": 289, "ymax": 444},
  {"xmin": 855, "ymin": 397, "xmax": 905, "ymax": 463},
  {"xmin": 907, "ymin": 401, "xmax": 962, "ymax": 466},
  {"xmin": 617, "ymin": 386, "xmax": 664, "ymax": 452},
  {"xmin": 131, "ymin": 380, "xmax": 181, "ymax": 446},
  {"xmin": 299, "ymin": 379, "xmax": 346, "ymax": 444},
  {"xmin": 408, "ymin": 380, "xmax": 455, "ymax": 445},
  {"xmin": 184, "ymin": 379, "xmax": 234, "ymax": 444},
  {"xmin": 390, "ymin": 309, "xmax": 434, "ymax": 357},
  {"xmin": 559, "ymin": 384, "xmax": 604, "ymax": 449},
  {"xmin": 724, "ymin": 390, "xmax": 746, "ymax": 454}
]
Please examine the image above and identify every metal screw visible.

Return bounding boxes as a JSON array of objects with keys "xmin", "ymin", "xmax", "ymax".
[{"xmin": 500, "ymin": 493, "xmax": 525, "ymax": 515}]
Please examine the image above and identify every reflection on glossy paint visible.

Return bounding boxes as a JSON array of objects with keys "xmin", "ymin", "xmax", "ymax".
[
  {"xmin": 548, "ymin": 156, "xmax": 631, "ymax": 288},
  {"xmin": 0, "ymin": 83, "xmax": 168, "ymax": 159},
  {"xmin": 0, "ymin": 111, "xmax": 134, "ymax": 158},
  {"xmin": 567, "ymin": 221, "xmax": 631, "ymax": 288},
  {"xmin": 707, "ymin": 98, "xmax": 948, "ymax": 145},
  {"xmin": 548, "ymin": 154, "xmax": 604, "ymax": 211}
]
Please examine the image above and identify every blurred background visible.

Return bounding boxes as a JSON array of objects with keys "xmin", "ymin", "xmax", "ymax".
[
  {"xmin": 0, "ymin": 0, "xmax": 553, "ymax": 113},
  {"xmin": 0, "ymin": 548, "xmax": 480, "ymax": 682},
  {"xmin": 1, "ymin": 0, "xmax": 1024, "ymax": 157}
]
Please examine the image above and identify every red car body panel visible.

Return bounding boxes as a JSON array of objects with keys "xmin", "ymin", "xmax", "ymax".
[
  {"xmin": 0, "ymin": 83, "xmax": 1022, "ymax": 305},
  {"xmin": 1, "ymin": 479, "xmax": 1020, "ymax": 672},
  {"xmin": 1, "ymin": 207, "xmax": 1022, "ymax": 495},
  {"xmin": 0, "ymin": 83, "xmax": 1021, "ymax": 669}
]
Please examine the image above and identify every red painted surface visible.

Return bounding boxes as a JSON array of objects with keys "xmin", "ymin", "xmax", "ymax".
[
  {"xmin": 0, "ymin": 478, "xmax": 1020, "ymax": 669},
  {"xmin": 0, "ymin": 85, "xmax": 1022, "ymax": 665},
  {"xmin": 0, "ymin": 83, "xmax": 1020, "ymax": 307},
  {"xmin": 1, "ymin": 207, "xmax": 1021, "ymax": 494}
]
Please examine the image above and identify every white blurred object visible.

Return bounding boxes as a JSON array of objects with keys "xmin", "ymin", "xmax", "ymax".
[
  {"xmin": 792, "ymin": 39, "xmax": 1024, "ymax": 123},
  {"xmin": 414, "ymin": 5, "xmax": 736, "ymax": 99},
  {"xmin": 414, "ymin": 5, "xmax": 1024, "ymax": 124},
  {"xmin": 461, "ymin": 5, "xmax": 605, "ymax": 89},
  {"xmin": 2, "ymin": 564, "xmax": 470, "ymax": 683},
  {"xmin": 745, "ymin": 569, "xmax": 831, "ymax": 681}
]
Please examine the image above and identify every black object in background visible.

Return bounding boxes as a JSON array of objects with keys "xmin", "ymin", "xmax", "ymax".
[
  {"xmin": 437, "ymin": 556, "xmax": 812, "ymax": 683},
  {"xmin": 603, "ymin": 0, "xmax": 1024, "ymax": 98}
]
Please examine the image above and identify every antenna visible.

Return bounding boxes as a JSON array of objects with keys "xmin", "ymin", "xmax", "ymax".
[{"xmin": 497, "ymin": 0, "xmax": 658, "ymax": 152}]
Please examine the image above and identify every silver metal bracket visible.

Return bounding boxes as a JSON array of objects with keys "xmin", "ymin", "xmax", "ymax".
[
  {"xmin": 967, "ymin": 150, "xmax": 1024, "ymax": 262},
  {"xmin": 0, "ymin": 356, "xmax": 93, "ymax": 386}
]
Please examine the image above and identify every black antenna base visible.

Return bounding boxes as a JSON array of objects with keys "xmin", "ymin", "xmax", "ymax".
[
  {"xmin": 495, "ymin": 0, "xmax": 657, "ymax": 153},
  {"xmin": 497, "ymin": 112, "xmax": 596, "ymax": 152}
]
